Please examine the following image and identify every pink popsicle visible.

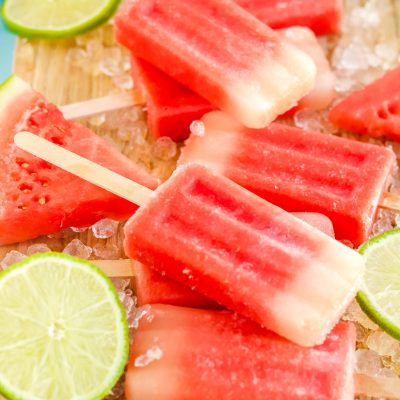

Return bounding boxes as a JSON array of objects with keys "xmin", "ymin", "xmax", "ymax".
[
  {"xmin": 115, "ymin": 0, "xmax": 316, "ymax": 128},
  {"xmin": 136, "ymin": 212, "xmax": 335, "ymax": 308},
  {"xmin": 179, "ymin": 111, "xmax": 396, "ymax": 245},
  {"xmin": 235, "ymin": 0, "xmax": 343, "ymax": 35},
  {"xmin": 130, "ymin": 56, "xmax": 215, "ymax": 141},
  {"xmin": 280, "ymin": 27, "xmax": 336, "ymax": 112},
  {"xmin": 126, "ymin": 305, "xmax": 355, "ymax": 400},
  {"xmin": 129, "ymin": 26, "xmax": 332, "ymax": 139},
  {"xmin": 124, "ymin": 163, "xmax": 364, "ymax": 346}
]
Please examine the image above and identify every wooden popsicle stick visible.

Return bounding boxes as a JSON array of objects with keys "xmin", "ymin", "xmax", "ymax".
[
  {"xmin": 60, "ymin": 91, "xmax": 145, "ymax": 120},
  {"xmin": 14, "ymin": 132, "xmax": 153, "ymax": 207},
  {"xmin": 92, "ymin": 259, "xmax": 135, "ymax": 278}
]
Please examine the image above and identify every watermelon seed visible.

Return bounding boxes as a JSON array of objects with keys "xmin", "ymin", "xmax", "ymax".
[
  {"xmin": 19, "ymin": 183, "xmax": 32, "ymax": 193},
  {"xmin": 377, "ymin": 109, "xmax": 388, "ymax": 119},
  {"xmin": 388, "ymin": 103, "xmax": 398, "ymax": 115},
  {"xmin": 50, "ymin": 136, "xmax": 64, "ymax": 146},
  {"xmin": 21, "ymin": 162, "xmax": 29, "ymax": 169},
  {"xmin": 17, "ymin": 204, "xmax": 28, "ymax": 210},
  {"xmin": 38, "ymin": 196, "xmax": 49, "ymax": 206}
]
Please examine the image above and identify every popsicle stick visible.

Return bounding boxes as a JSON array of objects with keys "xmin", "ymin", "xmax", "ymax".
[
  {"xmin": 14, "ymin": 132, "xmax": 153, "ymax": 207},
  {"xmin": 60, "ymin": 91, "xmax": 145, "ymax": 120},
  {"xmin": 92, "ymin": 259, "xmax": 135, "ymax": 278}
]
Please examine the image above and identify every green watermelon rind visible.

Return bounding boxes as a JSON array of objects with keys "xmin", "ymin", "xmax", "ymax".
[
  {"xmin": 2, "ymin": 0, "xmax": 122, "ymax": 39},
  {"xmin": 0, "ymin": 75, "xmax": 31, "ymax": 117}
]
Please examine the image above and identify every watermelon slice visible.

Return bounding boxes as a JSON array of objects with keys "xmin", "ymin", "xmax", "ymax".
[
  {"xmin": 131, "ymin": 57, "xmax": 215, "ymax": 141},
  {"xmin": 126, "ymin": 305, "xmax": 355, "ymax": 400},
  {"xmin": 329, "ymin": 66, "xmax": 400, "ymax": 142},
  {"xmin": 135, "ymin": 213, "xmax": 335, "ymax": 309},
  {"xmin": 236, "ymin": 0, "xmax": 343, "ymax": 35},
  {"xmin": 0, "ymin": 76, "xmax": 158, "ymax": 245}
]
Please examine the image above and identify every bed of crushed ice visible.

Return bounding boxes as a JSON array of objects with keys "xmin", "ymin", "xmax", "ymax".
[{"xmin": 3, "ymin": 1, "xmax": 400, "ymax": 399}]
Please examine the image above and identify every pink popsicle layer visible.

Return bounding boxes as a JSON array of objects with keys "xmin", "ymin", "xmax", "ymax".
[
  {"xmin": 115, "ymin": 0, "xmax": 316, "ymax": 128},
  {"xmin": 135, "ymin": 212, "xmax": 335, "ymax": 309},
  {"xmin": 126, "ymin": 305, "xmax": 356, "ymax": 400},
  {"xmin": 130, "ymin": 26, "xmax": 334, "ymax": 140},
  {"xmin": 124, "ymin": 164, "xmax": 364, "ymax": 346},
  {"xmin": 179, "ymin": 111, "xmax": 396, "ymax": 245}
]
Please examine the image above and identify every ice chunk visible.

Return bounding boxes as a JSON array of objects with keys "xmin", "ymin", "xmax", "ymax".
[
  {"xmin": 0, "ymin": 250, "xmax": 26, "ymax": 270},
  {"xmin": 111, "ymin": 278, "xmax": 130, "ymax": 292},
  {"xmin": 63, "ymin": 239, "xmax": 92, "ymax": 259},
  {"xmin": 89, "ymin": 114, "xmax": 106, "ymax": 127},
  {"xmin": 119, "ymin": 291, "xmax": 135, "ymax": 316},
  {"xmin": 134, "ymin": 346, "xmax": 163, "ymax": 367},
  {"xmin": 91, "ymin": 219, "xmax": 119, "ymax": 239},
  {"xmin": 190, "ymin": 120, "xmax": 205, "ymax": 137},
  {"xmin": 65, "ymin": 48, "xmax": 88, "ymax": 68},
  {"xmin": 99, "ymin": 48, "xmax": 123, "ymax": 77},
  {"xmin": 93, "ymin": 243, "xmax": 120, "ymax": 260},
  {"xmin": 129, "ymin": 304, "xmax": 154, "ymax": 329},
  {"xmin": 26, "ymin": 243, "xmax": 51, "ymax": 255},
  {"xmin": 152, "ymin": 137, "xmax": 177, "ymax": 161},
  {"xmin": 366, "ymin": 331, "xmax": 400, "ymax": 358},
  {"xmin": 113, "ymin": 73, "xmax": 134, "ymax": 91},
  {"xmin": 354, "ymin": 349, "xmax": 382, "ymax": 375},
  {"xmin": 343, "ymin": 301, "xmax": 378, "ymax": 330}
]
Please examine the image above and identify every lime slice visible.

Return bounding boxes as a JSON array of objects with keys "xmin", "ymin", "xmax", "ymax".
[
  {"xmin": 2, "ymin": 0, "xmax": 121, "ymax": 38},
  {"xmin": 357, "ymin": 229, "xmax": 400, "ymax": 340},
  {"xmin": 0, "ymin": 252, "xmax": 129, "ymax": 400}
]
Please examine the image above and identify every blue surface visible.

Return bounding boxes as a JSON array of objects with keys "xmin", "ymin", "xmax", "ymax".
[{"xmin": 0, "ymin": 0, "xmax": 16, "ymax": 83}]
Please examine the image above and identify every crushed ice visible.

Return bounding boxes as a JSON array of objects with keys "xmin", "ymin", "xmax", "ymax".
[{"xmin": 134, "ymin": 346, "xmax": 163, "ymax": 368}]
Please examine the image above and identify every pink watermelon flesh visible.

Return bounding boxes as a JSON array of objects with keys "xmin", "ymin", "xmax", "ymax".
[
  {"xmin": 125, "ymin": 304, "xmax": 355, "ymax": 400},
  {"xmin": 329, "ymin": 66, "xmax": 400, "ymax": 142},
  {"xmin": 0, "ymin": 76, "xmax": 158, "ymax": 245},
  {"xmin": 235, "ymin": 0, "xmax": 343, "ymax": 35},
  {"xmin": 135, "ymin": 212, "xmax": 335, "ymax": 309}
]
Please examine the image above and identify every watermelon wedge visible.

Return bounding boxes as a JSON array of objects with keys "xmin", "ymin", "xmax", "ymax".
[
  {"xmin": 236, "ymin": 0, "xmax": 343, "ymax": 35},
  {"xmin": 0, "ymin": 76, "xmax": 158, "ymax": 245},
  {"xmin": 126, "ymin": 305, "xmax": 355, "ymax": 400},
  {"xmin": 135, "ymin": 213, "xmax": 335, "ymax": 309},
  {"xmin": 329, "ymin": 66, "xmax": 400, "ymax": 142}
]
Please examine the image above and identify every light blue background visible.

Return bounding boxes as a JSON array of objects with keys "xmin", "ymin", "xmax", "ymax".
[{"xmin": 0, "ymin": 0, "xmax": 16, "ymax": 83}]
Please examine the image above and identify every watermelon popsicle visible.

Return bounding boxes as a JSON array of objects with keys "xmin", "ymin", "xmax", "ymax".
[
  {"xmin": 135, "ymin": 212, "xmax": 335, "ymax": 309},
  {"xmin": 115, "ymin": 0, "xmax": 316, "ymax": 129},
  {"xmin": 130, "ymin": 26, "xmax": 334, "ymax": 140},
  {"xmin": 179, "ymin": 111, "xmax": 396, "ymax": 246},
  {"xmin": 235, "ymin": 0, "xmax": 344, "ymax": 35},
  {"xmin": 123, "ymin": 163, "xmax": 364, "ymax": 346},
  {"xmin": 126, "ymin": 304, "xmax": 356, "ymax": 400},
  {"xmin": 14, "ymin": 134, "xmax": 364, "ymax": 346}
]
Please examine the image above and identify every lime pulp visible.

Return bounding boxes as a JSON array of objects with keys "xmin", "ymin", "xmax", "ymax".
[{"xmin": 0, "ymin": 252, "xmax": 129, "ymax": 400}]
